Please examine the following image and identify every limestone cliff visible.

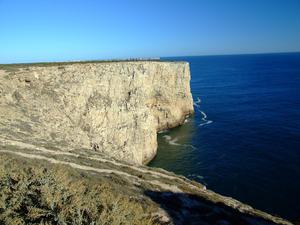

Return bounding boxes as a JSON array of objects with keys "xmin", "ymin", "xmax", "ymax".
[
  {"xmin": 0, "ymin": 61, "xmax": 193, "ymax": 164},
  {"xmin": 0, "ymin": 61, "xmax": 292, "ymax": 224}
]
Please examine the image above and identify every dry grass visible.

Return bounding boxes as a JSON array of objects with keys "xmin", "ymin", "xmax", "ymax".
[
  {"xmin": 0, "ymin": 155, "xmax": 160, "ymax": 225},
  {"xmin": 0, "ymin": 59, "xmax": 163, "ymax": 73}
]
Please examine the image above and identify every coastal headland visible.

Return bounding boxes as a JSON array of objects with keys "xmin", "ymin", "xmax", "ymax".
[{"xmin": 0, "ymin": 61, "xmax": 292, "ymax": 224}]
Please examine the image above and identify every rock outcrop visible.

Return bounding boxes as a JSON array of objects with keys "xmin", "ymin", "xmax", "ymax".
[{"xmin": 0, "ymin": 61, "xmax": 193, "ymax": 164}]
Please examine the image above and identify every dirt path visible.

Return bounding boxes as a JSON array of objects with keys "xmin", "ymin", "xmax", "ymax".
[
  {"xmin": 0, "ymin": 138, "xmax": 204, "ymax": 191},
  {"xmin": 0, "ymin": 149, "xmax": 183, "ymax": 193}
]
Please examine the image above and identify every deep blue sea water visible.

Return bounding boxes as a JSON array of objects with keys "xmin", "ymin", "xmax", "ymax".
[{"xmin": 149, "ymin": 53, "xmax": 300, "ymax": 221}]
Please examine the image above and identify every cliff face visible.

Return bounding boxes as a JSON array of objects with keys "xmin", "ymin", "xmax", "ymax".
[{"xmin": 0, "ymin": 61, "xmax": 193, "ymax": 164}]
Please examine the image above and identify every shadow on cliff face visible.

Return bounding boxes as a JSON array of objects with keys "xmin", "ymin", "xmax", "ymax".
[{"xmin": 144, "ymin": 190, "xmax": 280, "ymax": 225}]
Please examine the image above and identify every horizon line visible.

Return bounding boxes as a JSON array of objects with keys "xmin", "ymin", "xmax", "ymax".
[
  {"xmin": 164, "ymin": 50, "xmax": 300, "ymax": 59},
  {"xmin": 1, "ymin": 50, "xmax": 300, "ymax": 65}
]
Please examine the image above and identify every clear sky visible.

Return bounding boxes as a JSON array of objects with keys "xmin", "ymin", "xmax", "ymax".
[{"xmin": 0, "ymin": 0, "xmax": 300, "ymax": 63}]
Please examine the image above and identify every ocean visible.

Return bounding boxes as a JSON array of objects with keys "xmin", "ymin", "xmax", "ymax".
[{"xmin": 149, "ymin": 53, "xmax": 300, "ymax": 221}]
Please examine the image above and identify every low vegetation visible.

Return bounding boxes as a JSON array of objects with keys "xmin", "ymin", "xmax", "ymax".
[
  {"xmin": 0, "ymin": 59, "xmax": 162, "ymax": 73},
  {"xmin": 0, "ymin": 155, "xmax": 158, "ymax": 225}
]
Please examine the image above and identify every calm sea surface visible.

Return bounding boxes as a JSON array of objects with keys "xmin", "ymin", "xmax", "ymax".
[{"xmin": 149, "ymin": 53, "xmax": 300, "ymax": 220}]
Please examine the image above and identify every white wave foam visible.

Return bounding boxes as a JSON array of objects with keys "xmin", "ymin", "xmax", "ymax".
[
  {"xmin": 194, "ymin": 97, "xmax": 201, "ymax": 105},
  {"xmin": 163, "ymin": 135, "xmax": 180, "ymax": 146},
  {"xmin": 199, "ymin": 120, "xmax": 213, "ymax": 126},
  {"xmin": 163, "ymin": 135, "xmax": 171, "ymax": 141},
  {"xmin": 187, "ymin": 144, "xmax": 197, "ymax": 150},
  {"xmin": 162, "ymin": 135, "xmax": 196, "ymax": 149},
  {"xmin": 193, "ymin": 97, "xmax": 213, "ymax": 127},
  {"xmin": 158, "ymin": 130, "xmax": 169, "ymax": 134},
  {"xmin": 200, "ymin": 111, "xmax": 207, "ymax": 120},
  {"xmin": 169, "ymin": 137, "xmax": 181, "ymax": 146}
]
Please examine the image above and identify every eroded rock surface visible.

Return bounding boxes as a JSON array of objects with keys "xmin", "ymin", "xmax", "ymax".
[{"xmin": 0, "ymin": 61, "xmax": 193, "ymax": 164}]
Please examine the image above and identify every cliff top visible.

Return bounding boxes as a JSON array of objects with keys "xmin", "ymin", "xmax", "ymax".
[{"xmin": 0, "ymin": 59, "xmax": 187, "ymax": 73}]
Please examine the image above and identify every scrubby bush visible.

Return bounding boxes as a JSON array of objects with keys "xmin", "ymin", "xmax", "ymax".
[{"xmin": 0, "ymin": 156, "xmax": 158, "ymax": 225}]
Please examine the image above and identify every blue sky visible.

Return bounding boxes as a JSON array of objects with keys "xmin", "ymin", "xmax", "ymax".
[{"xmin": 0, "ymin": 0, "xmax": 300, "ymax": 63}]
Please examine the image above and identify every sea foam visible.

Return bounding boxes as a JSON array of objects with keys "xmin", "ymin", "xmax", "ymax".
[{"xmin": 193, "ymin": 97, "xmax": 213, "ymax": 127}]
